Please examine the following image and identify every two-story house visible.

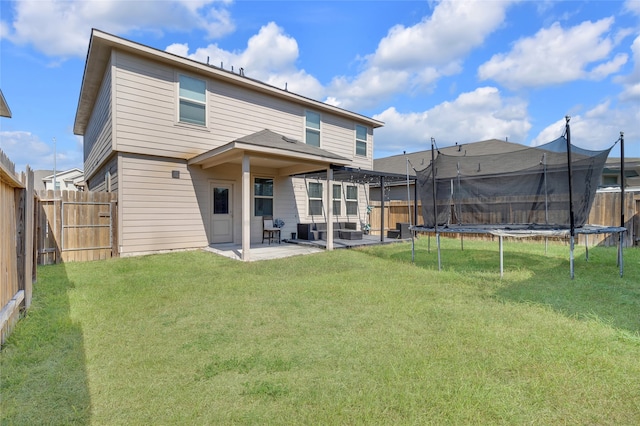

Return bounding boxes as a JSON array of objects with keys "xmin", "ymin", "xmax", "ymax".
[{"xmin": 74, "ymin": 29, "xmax": 384, "ymax": 260}]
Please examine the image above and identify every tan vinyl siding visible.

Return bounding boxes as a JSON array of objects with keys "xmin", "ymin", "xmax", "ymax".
[
  {"xmin": 322, "ymin": 114, "xmax": 373, "ymax": 170},
  {"xmin": 113, "ymin": 51, "xmax": 305, "ymax": 159},
  {"xmin": 87, "ymin": 155, "xmax": 118, "ymax": 192},
  {"xmin": 84, "ymin": 60, "xmax": 113, "ymax": 180},
  {"xmin": 112, "ymin": 51, "xmax": 370, "ymax": 166},
  {"xmin": 208, "ymin": 81, "xmax": 303, "ymax": 143},
  {"xmin": 119, "ymin": 154, "xmax": 207, "ymax": 255}
]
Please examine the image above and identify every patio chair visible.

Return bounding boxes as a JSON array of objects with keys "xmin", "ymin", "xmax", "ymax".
[{"xmin": 262, "ymin": 217, "xmax": 281, "ymax": 244}]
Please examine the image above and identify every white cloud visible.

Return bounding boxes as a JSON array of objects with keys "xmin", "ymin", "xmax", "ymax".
[
  {"xmin": 372, "ymin": 0, "xmax": 512, "ymax": 69},
  {"xmin": 618, "ymin": 35, "xmax": 640, "ymax": 101},
  {"xmin": 3, "ymin": 0, "xmax": 234, "ymax": 58},
  {"xmin": 326, "ymin": 0, "xmax": 514, "ymax": 110},
  {"xmin": 624, "ymin": 0, "xmax": 640, "ymax": 16},
  {"xmin": 478, "ymin": 17, "xmax": 627, "ymax": 88},
  {"xmin": 167, "ymin": 22, "xmax": 325, "ymax": 100},
  {"xmin": 373, "ymin": 87, "xmax": 531, "ymax": 157},
  {"xmin": 531, "ymin": 102, "xmax": 639, "ymax": 153},
  {"xmin": 327, "ymin": 67, "xmax": 411, "ymax": 110},
  {"xmin": 0, "ymin": 131, "xmax": 82, "ymax": 172}
]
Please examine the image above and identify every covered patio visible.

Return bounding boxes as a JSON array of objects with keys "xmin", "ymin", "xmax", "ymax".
[{"xmin": 189, "ymin": 129, "xmax": 416, "ymax": 262}]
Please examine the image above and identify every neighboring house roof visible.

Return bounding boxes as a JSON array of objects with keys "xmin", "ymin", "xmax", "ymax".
[
  {"xmin": 0, "ymin": 89, "xmax": 12, "ymax": 118},
  {"xmin": 34, "ymin": 168, "xmax": 85, "ymax": 190},
  {"xmin": 374, "ymin": 139, "xmax": 525, "ymax": 177},
  {"xmin": 189, "ymin": 129, "xmax": 351, "ymax": 174},
  {"xmin": 33, "ymin": 169, "xmax": 54, "ymax": 191},
  {"xmin": 42, "ymin": 167, "xmax": 84, "ymax": 180},
  {"xmin": 602, "ymin": 157, "xmax": 640, "ymax": 188},
  {"xmin": 604, "ymin": 157, "xmax": 640, "ymax": 171},
  {"xmin": 74, "ymin": 29, "xmax": 384, "ymax": 136}
]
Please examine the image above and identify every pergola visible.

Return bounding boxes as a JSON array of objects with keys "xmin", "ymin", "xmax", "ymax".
[{"xmin": 294, "ymin": 165, "xmax": 417, "ymax": 245}]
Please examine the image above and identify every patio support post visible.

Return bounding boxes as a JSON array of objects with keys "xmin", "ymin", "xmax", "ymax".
[
  {"xmin": 326, "ymin": 167, "xmax": 334, "ymax": 251},
  {"xmin": 242, "ymin": 154, "xmax": 251, "ymax": 261}
]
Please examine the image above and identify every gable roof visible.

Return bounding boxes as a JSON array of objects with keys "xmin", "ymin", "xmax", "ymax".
[
  {"xmin": 41, "ymin": 168, "xmax": 84, "ymax": 181},
  {"xmin": 235, "ymin": 129, "xmax": 350, "ymax": 161},
  {"xmin": 189, "ymin": 129, "xmax": 351, "ymax": 174},
  {"xmin": 74, "ymin": 29, "xmax": 384, "ymax": 135},
  {"xmin": 374, "ymin": 139, "xmax": 528, "ymax": 177}
]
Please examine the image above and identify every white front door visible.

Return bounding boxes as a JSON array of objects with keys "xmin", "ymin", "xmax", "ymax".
[{"xmin": 211, "ymin": 182, "xmax": 233, "ymax": 243}]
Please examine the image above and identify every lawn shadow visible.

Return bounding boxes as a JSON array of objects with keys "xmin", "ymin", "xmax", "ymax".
[
  {"xmin": 495, "ymin": 248, "xmax": 640, "ymax": 335},
  {"xmin": 0, "ymin": 263, "xmax": 92, "ymax": 424},
  {"xmin": 362, "ymin": 242, "xmax": 640, "ymax": 336}
]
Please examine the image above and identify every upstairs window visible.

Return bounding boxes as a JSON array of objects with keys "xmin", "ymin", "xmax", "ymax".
[
  {"xmin": 254, "ymin": 178, "xmax": 274, "ymax": 216},
  {"xmin": 305, "ymin": 111, "xmax": 321, "ymax": 147},
  {"xmin": 346, "ymin": 185, "xmax": 358, "ymax": 215},
  {"xmin": 356, "ymin": 125, "xmax": 367, "ymax": 157},
  {"xmin": 308, "ymin": 182, "xmax": 323, "ymax": 216},
  {"xmin": 179, "ymin": 74, "xmax": 206, "ymax": 126}
]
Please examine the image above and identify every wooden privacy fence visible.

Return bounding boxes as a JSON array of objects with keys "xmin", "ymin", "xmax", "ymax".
[
  {"xmin": 369, "ymin": 200, "xmax": 423, "ymax": 236},
  {"xmin": 1, "ymin": 151, "xmax": 34, "ymax": 345},
  {"xmin": 369, "ymin": 191, "xmax": 639, "ymax": 247},
  {"xmin": 37, "ymin": 190, "xmax": 118, "ymax": 264}
]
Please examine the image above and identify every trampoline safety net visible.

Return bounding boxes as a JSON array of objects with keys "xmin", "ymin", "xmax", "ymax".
[{"xmin": 416, "ymin": 136, "xmax": 611, "ymax": 229}]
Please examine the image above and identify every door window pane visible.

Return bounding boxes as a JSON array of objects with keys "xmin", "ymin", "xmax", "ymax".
[{"xmin": 213, "ymin": 188, "xmax": 229, "ymax": 214}]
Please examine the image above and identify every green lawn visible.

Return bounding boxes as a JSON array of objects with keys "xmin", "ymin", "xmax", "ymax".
[{"xmin": 2, "ymin": 237, "xmax": 640, "ymax": 424}]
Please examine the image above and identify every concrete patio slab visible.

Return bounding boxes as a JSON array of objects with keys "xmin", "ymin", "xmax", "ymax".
[{"xmin": 204, "ymin": 235, "xmax": 411, "ymax": 261}]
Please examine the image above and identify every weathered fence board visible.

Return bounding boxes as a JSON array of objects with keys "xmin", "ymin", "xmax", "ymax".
[
  {"xmin": 37, "ymin": 190, "xmax": 118, "ymax": 264},
  {"xmin": 1, "ymin": 148, "xmax": 34, "ymax": 345}
]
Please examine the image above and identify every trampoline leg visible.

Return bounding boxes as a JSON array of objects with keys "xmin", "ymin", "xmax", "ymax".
[
  {"xmin": 436, "ymin": 233, "xmax": 441, "ymax": 271},
  {"xmin": 619, "ymin": 232, "xmax": 624, "ymax": 278},
  {"xmin": 499, "ymin": 235, "xmax": 504, "ymax": 279},
  {"xmin": 461, "ymin": 234, "xmax": 464, "ymax": 251},
  {"xmin": 570, "ymin": 236, "xmax": 575, "ymax": 280},
  {"xmin": 585, "ymin": 235, "xmax": 589, "ymax": 262},
  {"xmin": 428, "ymin": 233, "xmax": 431, "ymax": 254}
]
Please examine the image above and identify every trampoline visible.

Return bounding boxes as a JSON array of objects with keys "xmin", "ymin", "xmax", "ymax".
[{"xmin": 409, "ymin": 117, "xmax": 627, "ymax": 278}]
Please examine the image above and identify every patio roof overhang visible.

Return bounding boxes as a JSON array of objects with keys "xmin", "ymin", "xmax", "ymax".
[{"xmin": 188, "ymin": 129, "xmax": 352, "ymax": 175}]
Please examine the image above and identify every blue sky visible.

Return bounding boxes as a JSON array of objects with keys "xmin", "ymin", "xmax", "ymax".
[{"xmin": 1, "ymin": 0, "xmax": 639, "ymax": 173}]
